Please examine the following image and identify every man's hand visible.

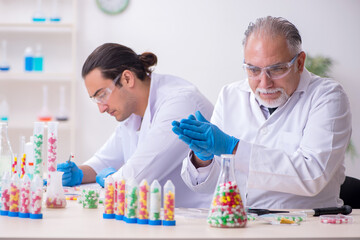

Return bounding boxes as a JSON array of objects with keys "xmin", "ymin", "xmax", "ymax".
[
  {"xmin": 172, "ymin": 114, "xmax": 214, "ymax": 160},
  {"xmin": 57, "ymin": 161, "xmax": 83, "ymax": 187},
  {"xmin": 173, "ymin": 111, "xmax": 239, "ymax": 158},
  {"xmin": 96, "ymin": 167, "xmax": 116, "ymax": 187}
]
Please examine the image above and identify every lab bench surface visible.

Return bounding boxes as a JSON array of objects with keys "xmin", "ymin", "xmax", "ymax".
[{"xmin": 0, "ymin": 201, "xmax": 359, "ymax": 240}]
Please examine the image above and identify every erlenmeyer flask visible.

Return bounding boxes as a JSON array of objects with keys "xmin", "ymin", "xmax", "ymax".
[
  {"xmin": 207, "ymin": 154, "xmax": 247, "ymax": 228},
  {"xmin": 45, "ymin": 171, "xmax": 66, "ymax": 208},
  {"xmin": 0, "ymin": 122, "xmax": 13, "ymax": 180}
]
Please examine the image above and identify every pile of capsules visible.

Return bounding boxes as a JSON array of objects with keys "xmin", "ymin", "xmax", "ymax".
[
  {"xmin": 100, "ymin": 175, "xmax": 176, "ymax": 226},
  {"xmin": 0, "ymin": 173, "xmax": 44, "ymax": 219},
  {"xmin": 207, "ymin": 181, "xmax": 247, "ymax": 228}
]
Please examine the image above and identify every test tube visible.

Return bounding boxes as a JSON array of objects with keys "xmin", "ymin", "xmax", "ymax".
[
  {"xmin": 47, "ymin": 122, "xmax": 58, "ymax": 182},
  {"xmin": 163, "ymin": 180, "xmax": 176, "ymax": 226},
  {"xmin": 0, "ymin": 172, "xmax": 11, "ymax": 215},
  {"xmin": 19, "ymin": 136, "xmax": 26, "ymax": 179},
  {"xmin": 149, "ymin": 180, "xmax": 162, "ymax": 226},
  {"xmin": 137, "ymin": 179, "xmax": 149, "ymax": 224},
  {"xmin": 103, "ymin": 175, "xmax": 115, "ymax": 219},
  {"xmin": 8, "ymin": 174, "xmax": 20, "ymax": 217},
  {"xmin": 124, "ymin": 178, "xmax": 138, "ymax": 223},
  {"xmin": 33, "ymin": 122, "xmax": 45, "ymax": 178},
  {"xmin": 30, "ymin": 175, "xmax": 43, "ymax": 219},
  {"xmin": 11, "ymin": 154, "xmax": 18, "ymax": 176},
  {"xmin": 19, "ymin": 174, "xmax": 31, "ymax": 218},
  {"xmin": 115, "ymin": 177, "xmax": 125, "ymax": 220}
]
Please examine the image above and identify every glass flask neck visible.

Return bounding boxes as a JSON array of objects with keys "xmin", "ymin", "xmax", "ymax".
[{"xmin": 220, "ymin": 154, "xmax": 235, "ymax": 184}]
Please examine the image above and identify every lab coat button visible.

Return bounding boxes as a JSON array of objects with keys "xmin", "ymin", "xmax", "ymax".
[{"xmin": 261, "ymin": 127, "xmax": 268, "ymax": 135}]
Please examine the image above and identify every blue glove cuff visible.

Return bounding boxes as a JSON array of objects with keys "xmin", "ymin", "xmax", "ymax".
[
  {"xmin": 227, "ymin": 137, "xmax": 240, "ymax": 154},
  {"xmin": 96, "ymin": 167, "xmax": 116, "ymax": 187}
]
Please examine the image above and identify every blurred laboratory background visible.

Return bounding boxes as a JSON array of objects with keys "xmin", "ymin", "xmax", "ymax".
[{"xmin": 0, "ymin": 0, "xmax": 359, "ymax": 178}]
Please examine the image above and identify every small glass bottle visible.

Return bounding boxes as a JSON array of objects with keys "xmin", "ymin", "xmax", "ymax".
[
  {"xmin": 24, "ymin": 47, "xmax": 34, "ymax": 72},
  {"xmin": 149, "ymin": 179, "xmax": 162, "ymax": 225},
  {"xmin": 33, "ymin": 44, "xmax": 43, "ymax": 72},
  {"xmin": 0, "ymin": 122, "xmax": 13, "ymax": 180},
  {"xmin": 208, "ymin": 154, "xmax": 247, "ymax": 228},
  {"xmin": 163, "ymin": 180, "xmax": 176, "ymax": 226}
]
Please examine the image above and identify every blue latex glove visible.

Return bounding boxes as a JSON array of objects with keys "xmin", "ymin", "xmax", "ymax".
[
  {"xmin": 178, "ymin": 111, "xmax": 239, "ymax": 157},
  {"xmin": 172, "ymin": 114, "xmax": 214, "ymax": 161},
  {"xmin": 96, "ymin": 167, "xmax": 116, "ymax": 187},
  {"xmin": 57, "ymin": 161, "xmax": 83, "ymax": 187}
]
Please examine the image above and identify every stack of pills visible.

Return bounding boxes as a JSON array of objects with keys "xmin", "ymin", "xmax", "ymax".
[
  {"xmin": 103, "ymin": 176, "xmax": 115, "ymax": 219},
  {"xmin": 208, "ymin": 181, "xmax": 247, "ymax": 228},
  {"xmin": 82, "ymin": 189, "xmax": 99, "ymax": 209},
  {"xmin": 137, "ymin": 179, "xmax": 149, "ymax": 224},
  {"xmin": 115, "ymin": 179, "xmax": 125, "ymax": 220}
]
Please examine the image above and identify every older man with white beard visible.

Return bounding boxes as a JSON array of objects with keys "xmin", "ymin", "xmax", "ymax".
[{"xmin": 172, "ymin": 16, "xmax": 352, "ymax": 209}]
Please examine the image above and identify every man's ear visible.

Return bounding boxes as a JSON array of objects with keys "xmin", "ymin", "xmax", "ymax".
[
  {"xmin": 122, "ymin": 70, "xmax": 136, "ymax": 88},
  {"xmin": 297, "ymin": 51, "xmax": 306, "ymax": 73}
]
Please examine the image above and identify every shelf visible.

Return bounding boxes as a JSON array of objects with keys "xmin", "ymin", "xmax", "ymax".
[
  {"xmin": 0, "ymin": 22, "xmax": 74, "ymax": 33},
  {"xmin": 7, "ymin": 120, "xmax": 72, "ymax": 130},
  {"xmin": 0, "ymin": 72, "xmax": 74, "ymax": 82}
]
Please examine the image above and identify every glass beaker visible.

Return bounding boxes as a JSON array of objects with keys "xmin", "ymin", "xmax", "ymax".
[
  {"xmin": 45, "ymin": 171, "xmax": 66, "ymax": 208},
  {"xmin": 207, "ymin": 154, "xmax": 247, "ymax": 228},
  {"xmin": 0, "ymin": 122, "xmax": 13, "ymax": 180}
]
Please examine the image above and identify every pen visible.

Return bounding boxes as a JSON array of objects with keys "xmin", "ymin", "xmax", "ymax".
[{"xmin": 247, "ymin": 205, "xmax": 352, "ymax": 216}]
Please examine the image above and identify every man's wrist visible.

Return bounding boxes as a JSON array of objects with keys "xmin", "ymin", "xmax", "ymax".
[{"xmin": 190, "ymin": 151, "xmax": 213, "ymax": 169}]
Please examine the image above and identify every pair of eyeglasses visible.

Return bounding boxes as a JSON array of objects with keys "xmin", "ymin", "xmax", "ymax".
[
  {"xmin": 243, "ymin": 53, "xmax": 301, "ymax": 80},
  {"xmin": 90, "ymin": 72, "xmax": 122, "ymax": 104}
]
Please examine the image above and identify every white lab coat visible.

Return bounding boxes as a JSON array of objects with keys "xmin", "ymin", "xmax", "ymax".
[
  {"xmin": 181, "ymin": 69, "xmax": 352, "ymax": 209},
  {"xmin": 84, "ymin": 73, "xmax": 214, "ymax": 208}
]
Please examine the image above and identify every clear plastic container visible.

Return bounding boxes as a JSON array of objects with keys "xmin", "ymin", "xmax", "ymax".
[
  {"xmin": 19, "ymin": 174, "xmax": 31, "ymax": 218},
  {"xmin": 8, "ymin": 174, "xmax": 20, "ymax": 217},
  {"xmin": 30, "ymin": 175, "xmax": 43, "ymax": 219},
  {"xmin": 137, "ymin": 179, "xmax": 149, "ymax": 224},
  {"xmin": 149, "ymin": 179, "xmax": 162, "ymax": 225},
  {"xmin": 207, "ymin": 154, "xmax": 247, "ymax": 228},
  {"xmin": 0, "ymin": 171, "xmax": 11, "ymax": 215},
  {"xmin": 163, "ymin": 180, "xmax": 176, "ymax": 226},
  {"xmin": 47, "ymin": 122, "xmax": 58, "ymax": 181},
  {"xmin": 124, "ymin": 178, "xmax": 138, "ymax": 223},
  {"xmin": 114, "ymin": 177, "xmax": 125, "ymax": 220},
  {"xmin": 33, "ymin": 122, "xmax": 45, "ymax": 178},
  {"xmin": 103, "ymin": 175, "xmax": 115, "ymax": 219}
]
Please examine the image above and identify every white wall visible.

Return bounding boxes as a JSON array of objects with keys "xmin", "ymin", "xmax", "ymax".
[{"xmin": 75, "ymin": 0, "xmax": 360, "ymax": 178}]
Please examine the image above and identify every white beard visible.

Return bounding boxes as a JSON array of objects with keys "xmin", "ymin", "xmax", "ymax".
[{"xmin": 255, "ymin": 88, "xmax": 289, "ymax": 108}]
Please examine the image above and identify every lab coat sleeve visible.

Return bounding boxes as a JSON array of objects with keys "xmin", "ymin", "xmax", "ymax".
[
  {"xmin": 115, "ymin": 94, "xmax": 214, "ymax": 184},
  {"xmin": 83, "ymin": 128, "xmax": 125, "ymax": 174},
  {"xmin": 180, "ymin": 151, "xmax": 220, "ymax": 194},
  {"xmin": 246, "ymin": 83, "xmax": 351, "ymax": 196}
]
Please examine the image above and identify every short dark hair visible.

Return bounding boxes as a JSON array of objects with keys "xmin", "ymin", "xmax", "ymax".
[{"xmin": 82, "ymin": 43, "xmax": 157, "ymax": 86}]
